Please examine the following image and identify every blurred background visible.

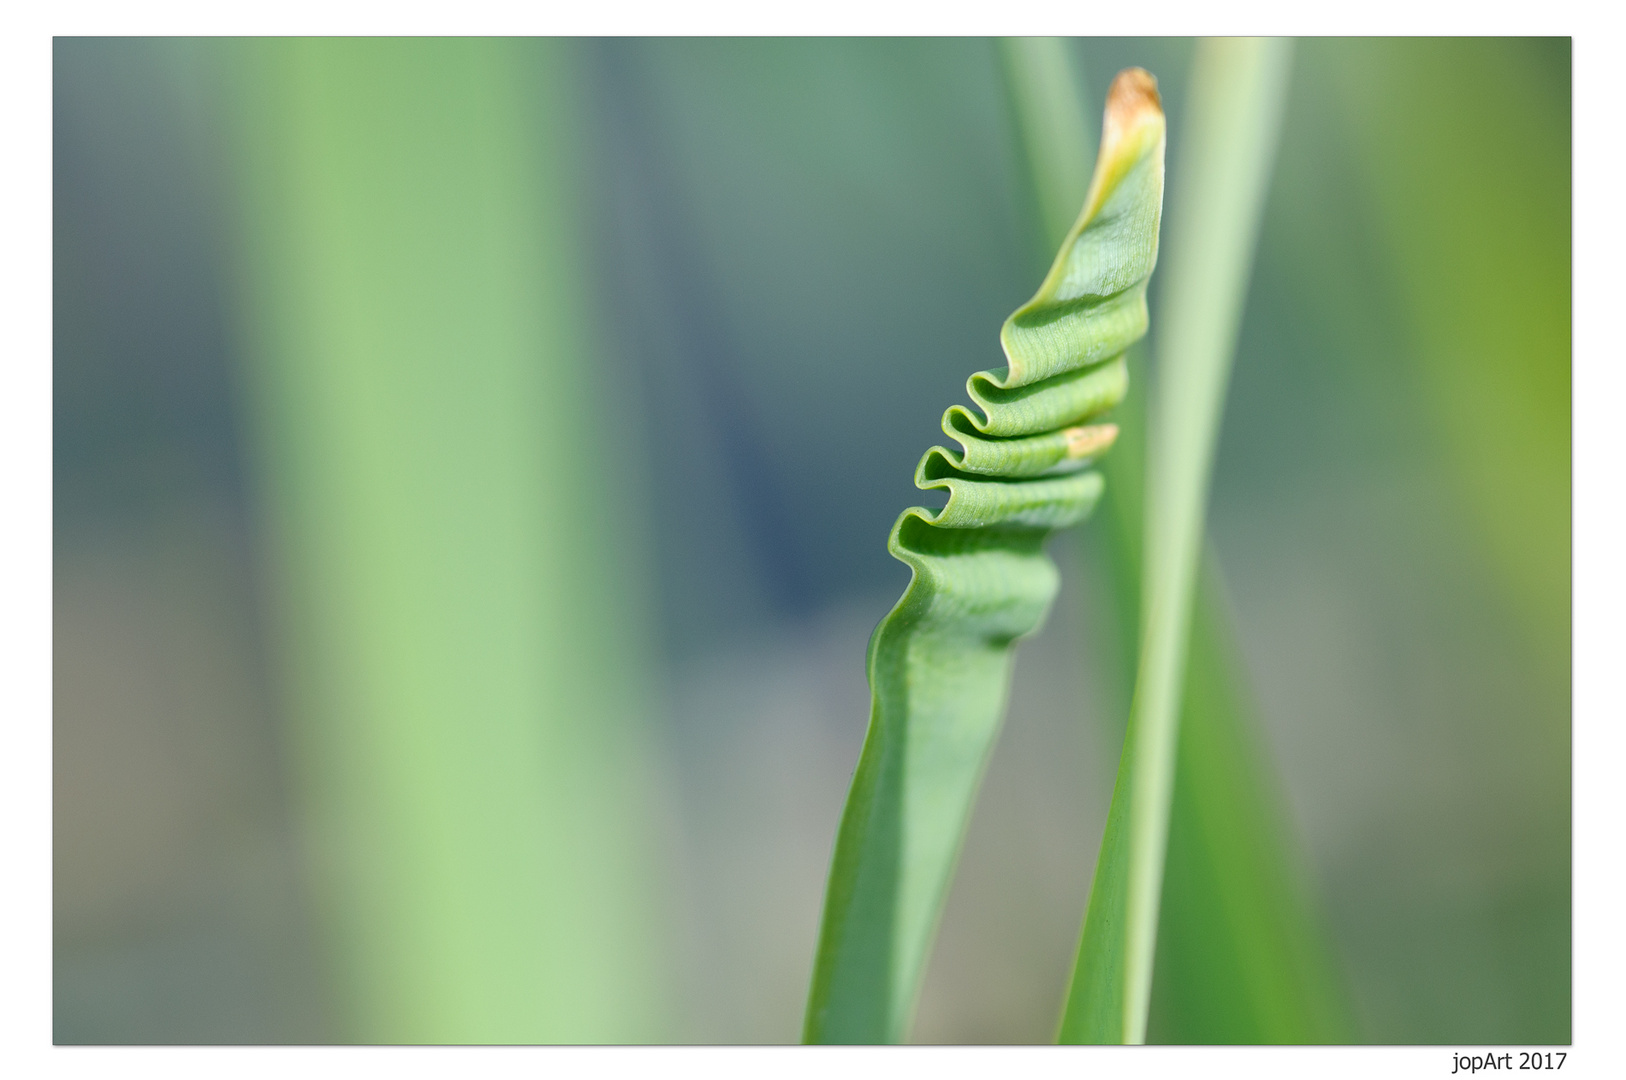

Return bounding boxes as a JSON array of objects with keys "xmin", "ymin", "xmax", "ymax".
[{"xmin": 53, "ymin": 37, "xmax": 1569, "ymax": 1044}]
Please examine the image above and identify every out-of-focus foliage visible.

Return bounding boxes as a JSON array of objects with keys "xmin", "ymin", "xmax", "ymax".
[
  {"xmin": 1197, "ymin": 36, "xmax": 1570, "ymax": 1042},
  {"xmin": 1330, "ymin": 39, "xmax": 1570, "ymax": 683},
  {"xmin": 226, "ymin": 39, "xmax": 668, "ymax": 1041},
  {"xmin": 998, "ymin": 37, "xmax": 1097, "ymax": 253},
  {"xmin": 1149, "ymin": 571, "xmax": 1354, "ymax": 1042}
]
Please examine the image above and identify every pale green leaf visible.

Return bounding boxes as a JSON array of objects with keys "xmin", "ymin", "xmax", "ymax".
[{"xmin": 227, "ymin": 38, "xmax": 668, "ymax": 1042}]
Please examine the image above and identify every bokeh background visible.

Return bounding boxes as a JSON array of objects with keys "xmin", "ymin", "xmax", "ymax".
[{"xmin": 53, "ymin": 37, "xmax": 1570, "ymax": 1044}]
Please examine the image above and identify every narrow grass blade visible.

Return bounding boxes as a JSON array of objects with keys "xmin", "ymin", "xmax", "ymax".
[
  {"xmin": 804, "ymin": 71, "xmax": 1166, "ymax": 1044},
  {"xmin": 1058, "ymin": 37, "xmax": 1294, "ymax": 1044},
  {"xmin": 225, "ymin": 39, "xmax": 667, "ymax": 1042},
  {"xmin": 997, "ymin": 37, "xmax": 1096, "ymax": 252},
  {"xmin": 999, "ymin": 38, "xmax": 1353, "ymax": 1044},
  {"xmin": 1147, "ymin": 560, "xmax": 1353, "ymax": 1041}
]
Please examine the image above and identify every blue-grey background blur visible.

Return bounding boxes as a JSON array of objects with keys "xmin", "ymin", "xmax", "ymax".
[{"xmin": 54, "ymin": 38, "xmax": 1570, "ymax": 1043}]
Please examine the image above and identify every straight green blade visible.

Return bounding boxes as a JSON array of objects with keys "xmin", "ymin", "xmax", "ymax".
[
  {"xmin": 1058, "ymin": 37, "xmax": 1302, "ymax": 1044},
  {"xmin": 227, "ymin": 38, "xmax": 667, "ymax": 1042}
]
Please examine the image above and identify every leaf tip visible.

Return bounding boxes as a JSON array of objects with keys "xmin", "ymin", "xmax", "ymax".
[
  {"xmin": 1105, "ymin": 67, "xmax": 1163, "ymax": 132},
  {"xmin": 1097, "ymin": 67, "xmax": 1164, "ymax": 177}
]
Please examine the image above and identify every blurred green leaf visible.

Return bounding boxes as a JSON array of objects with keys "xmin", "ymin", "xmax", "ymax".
[
  {"xmin": 803, "ymin": 71, "xmax": 1165, "ymax": 1044},
  {"xmin": 226, "ymin": 38, "xmax": 668, "ymax": 1042},
  {"xmin": 1326, "ymin": 38, "xmax": 1570, "ymax": 684},
  {"xmin": 1318, "ymin": 37, "xmax": 1570, "ymax": 1041},
  {"xmin": 1147, "ymin": 565, "xmax": 1352, "ymax": 1042},
  {"xmin": 998, "ymin": 38, "xmax": 1097, "ymax": 254}
]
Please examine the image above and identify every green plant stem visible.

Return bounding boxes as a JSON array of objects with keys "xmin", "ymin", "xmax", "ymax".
[{"xmin": 1059, "ymin": 36, "xmax": 1293, "ymax": 1044}]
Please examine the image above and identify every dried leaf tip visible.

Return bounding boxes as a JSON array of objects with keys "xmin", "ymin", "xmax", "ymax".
[
  {"xmin": 1069, "ymin": 67, "xmax": 1165, "ymax": 234},
  {"xmin": 1101, "ymin": 67, "xmax": 1164, "ymax": 161}
]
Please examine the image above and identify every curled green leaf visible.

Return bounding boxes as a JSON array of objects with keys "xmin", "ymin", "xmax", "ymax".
[{"xmin": 803, "ymin": 69, "xmax": 1166, "ymax": 1045}]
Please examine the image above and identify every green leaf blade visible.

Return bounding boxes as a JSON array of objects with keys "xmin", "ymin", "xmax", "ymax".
[
  {"xmin": 804, "ymin": 69, "xmax": 1166, "ymax": 1044},
  {"xmin": 226, "ymin": 38, "xmax": 669, "ymax": 1042},
  {"xmin": 1148, "ymin": 569, "xmax": 1354, "ymax": 1043},
  {"xmin": 1058, "ymin": 37, "xmax": 1295, "ymax": 1045}
]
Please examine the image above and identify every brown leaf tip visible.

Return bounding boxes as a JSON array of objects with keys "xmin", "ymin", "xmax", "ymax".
[{"xmin": 1104, "ymin": 67, "xmax": 1164, "ymax": 144}]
